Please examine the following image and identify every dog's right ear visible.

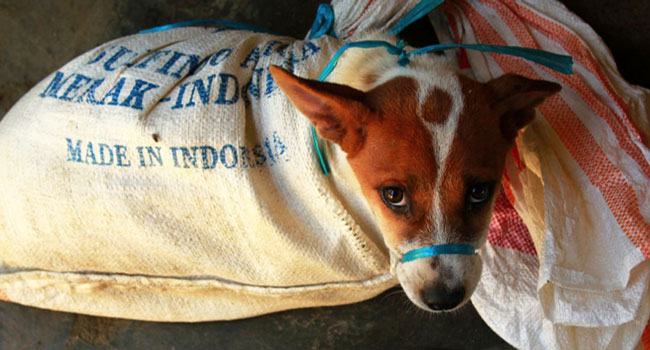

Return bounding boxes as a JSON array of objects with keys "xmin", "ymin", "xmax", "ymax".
[
  {"xmin": 487, "ymin": 73, "xmax": 561, "ymax": 140},
  {"xmin": 269, "ymin": 65, "xmax": 372, "ymax": 156}
]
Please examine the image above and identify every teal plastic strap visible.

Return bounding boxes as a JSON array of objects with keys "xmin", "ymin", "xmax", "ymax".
[
  {"xmin": 402, "ymin": 244, "xmax": 476, "ymax": 262},
  {"xmin": 139, "ymin": 19, "xmax": 275, "ymax": 34},
  {"xmin": 308, "ymin": 3, "xmax": 336, "ymax": 40},
  {"xmin": 310, "ymin": 125, "xmax": 330, "ymax": 176},
  {"xmin": 319, "ymin": 40, "xmax": 574, "ymax": 79},
  {"xmin": 409, "ymin": 43, "xmax": 574, "ymax": 74},
  {"xmin": 318, "ymin": 40, "xmax": 405, "ymax": 81},
  {"xmin": 389, "ymin": 0, "xmax": 444, "ymax": 35},
  {"xmin": 306, "ymin": 3, "xmax": 338, "ymax": 176}
]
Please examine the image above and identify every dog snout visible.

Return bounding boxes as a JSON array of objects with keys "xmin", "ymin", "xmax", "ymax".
[
  {"xmin": 396, "ymin": 252, "xmax": 482, "ymax": 313},
  {"xmin": 421, "ymin": 284, "xmax": 466, "ymax": 311}
]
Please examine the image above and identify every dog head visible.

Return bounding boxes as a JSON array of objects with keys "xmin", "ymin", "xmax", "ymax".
[{"xmin": 270, "ymin": 55, "xmax": 559, "ymax": 312}]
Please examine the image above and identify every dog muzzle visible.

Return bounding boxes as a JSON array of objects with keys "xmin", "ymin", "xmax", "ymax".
[{"xmin": 401, "ymin": 244, "xmax": 476, "ymax": 263}]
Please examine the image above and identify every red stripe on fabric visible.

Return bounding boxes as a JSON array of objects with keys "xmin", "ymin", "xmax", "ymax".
[
  {"xmin": 497, "ymin": 0, "xmax": 629, "ymax": 117},
  {"xmin": 488, "ymin": 188, "xmax": 537, "ymax": 255},
  {"xmin": 501, "ymin": 171, "xmax": 517, "ymax": 205},
  {"xmin": 441, "ymin": 5, "xmax": 471, "ymax": 69},
  {"xmin": 340, "ymin": 0, "xmax": 377, "ymax": 38},
  {"xmin": 458, "ymin": 47, "xmax": 471, "ymax": 69},
  {"xmin": 482, "ymin": 0, "xmax": 650, "ymax": 180},
  {"xmin": 443, "ymin": 3, "xmax": 461, "ymax": 41},
  {"xmin": 457, "ymin": 0, "xmax": 650, "ymax": 257},
  {"xmin": 511, "ymin": 143, "xmax": 525, "ymax": 172}
]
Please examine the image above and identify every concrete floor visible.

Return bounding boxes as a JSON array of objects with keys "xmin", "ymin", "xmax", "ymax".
[
  {"xmin": 0, "ymin": 1, "xmax": 648, "ymax": 349},
  {"xmin": 1, "ymin": 287, "xmax": 512, "ymax": 350}
]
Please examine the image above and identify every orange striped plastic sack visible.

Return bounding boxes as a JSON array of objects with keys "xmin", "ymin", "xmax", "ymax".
[{"xmin": 426, "ymin": 0, "xmax": 650, "ymax": 349}]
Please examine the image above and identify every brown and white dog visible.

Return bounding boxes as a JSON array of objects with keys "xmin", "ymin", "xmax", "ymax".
[{"xmin": 270, "ymin": 35, "xmax": 560, "ymax": 312}]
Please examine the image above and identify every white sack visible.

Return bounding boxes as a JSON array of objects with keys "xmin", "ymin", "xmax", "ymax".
[{"xmin": 0, "ymin": 26, "xmax": 406, "ymax": 321}]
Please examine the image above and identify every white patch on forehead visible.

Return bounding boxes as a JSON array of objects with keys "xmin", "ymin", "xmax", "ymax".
[
  {"xmin": 414, "ymin": 70, "xmax": 464, "ymax": 245},
  {"xmin": 416, "ymin": 75, "xmax": 463, "ymax": 161}
]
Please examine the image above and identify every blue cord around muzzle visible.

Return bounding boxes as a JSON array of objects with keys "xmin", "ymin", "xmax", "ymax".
[{"xmin": 402, "ymin": 244, "xmax": 476, "ymax": 263}]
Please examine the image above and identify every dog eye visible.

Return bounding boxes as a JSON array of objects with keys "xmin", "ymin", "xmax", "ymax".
[
  {"xmin": 468, "ymin": 183, "xmax": 492, "ymax": 204},
  {"xmin": 380, "ymin": 186, "xmax": 408, "ymax": 210}
]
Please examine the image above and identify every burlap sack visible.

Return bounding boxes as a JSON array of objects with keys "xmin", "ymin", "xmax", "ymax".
[
  {"xmin": 0, "ymin": 24, "xmax": 406, "ymax": 321},
  {"xmin": 0, "ymin": 0, "xmax": 434, "ymax": 324}
]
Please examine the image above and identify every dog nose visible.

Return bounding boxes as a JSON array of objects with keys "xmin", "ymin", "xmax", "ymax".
[{"xmin": 421, "ymin": 285, "xmax": 465, "ymax": 311}]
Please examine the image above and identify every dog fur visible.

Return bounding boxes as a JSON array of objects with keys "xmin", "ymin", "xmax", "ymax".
[{"xmin": 270, "ymin": 33, "xmax": 560, "ymax": 312}]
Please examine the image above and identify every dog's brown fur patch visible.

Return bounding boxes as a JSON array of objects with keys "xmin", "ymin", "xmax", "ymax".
[{"xmin": 420, "ymin": 88, "xmax": 453, "ymax": 125}]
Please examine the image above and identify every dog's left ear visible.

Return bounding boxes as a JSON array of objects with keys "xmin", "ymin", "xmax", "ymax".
[
  {"xmin": 488, "ymin": 73, "xmax": 561, "ymax": 139},
  {"xmin": 269, "ymin": 65, "xmax": 371, "ymax": 155}
]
